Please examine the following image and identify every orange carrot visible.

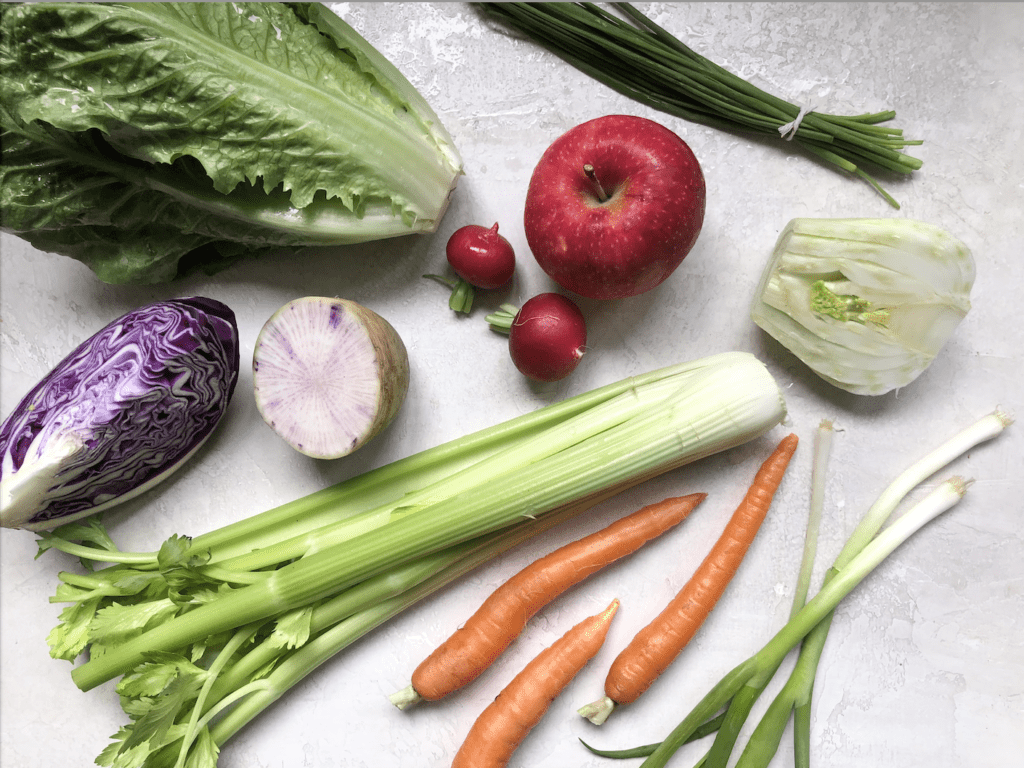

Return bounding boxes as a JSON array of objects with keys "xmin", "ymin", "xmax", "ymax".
[
  {"xmin": 390, "ymin": 493, "xmax": 706, "ymax": 709},
  {"xmin": 580, "ymin": 433, "xmax": 798, "ymax": 725},
  {"xmin": 451, "ymin": 599, "xmax": 619, "ymax": 768}
]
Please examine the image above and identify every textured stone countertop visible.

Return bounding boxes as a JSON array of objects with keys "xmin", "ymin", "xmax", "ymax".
[{"xmin": 2, "ymin": 3, "xmax": 1021, "ymax": 767}]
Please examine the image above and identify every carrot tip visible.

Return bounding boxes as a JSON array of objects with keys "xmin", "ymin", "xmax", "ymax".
[
  {"xmin": 388, "ymin": 684, "xmax": 423, "ymax": 711},
  {"xmin": 578, "ymin": 695, "xmax": 616, "ymax": 725}
]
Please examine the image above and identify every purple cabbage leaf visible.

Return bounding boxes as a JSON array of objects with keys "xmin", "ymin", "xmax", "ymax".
[{"xmin": 0, "ymin": 297, "xmax": 239, "ymax": 530}]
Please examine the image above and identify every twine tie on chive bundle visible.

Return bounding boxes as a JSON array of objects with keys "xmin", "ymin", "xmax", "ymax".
[{"xmin": 778, "ymin": 103, "xmax": 817, "ymax": 141}]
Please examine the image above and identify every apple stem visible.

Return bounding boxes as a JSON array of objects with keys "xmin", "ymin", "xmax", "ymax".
[{"xmin": 583, "ymin": 164, "xmax": 610, "ymax": 202}]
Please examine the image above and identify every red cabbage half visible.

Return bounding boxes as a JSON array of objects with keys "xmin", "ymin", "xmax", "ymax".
[{"xmin": 0, "ymin": 297, "xmax": 239, "ymax": 530}]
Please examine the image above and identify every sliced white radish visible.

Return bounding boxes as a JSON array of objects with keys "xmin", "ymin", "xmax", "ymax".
[{"xmin": 252, "ymin": 297, "xmax": 410, "ymax": 459}]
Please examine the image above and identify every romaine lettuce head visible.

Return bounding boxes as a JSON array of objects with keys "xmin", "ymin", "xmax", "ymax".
[
  {"xmin": 751, "ymin": 218, "xmax": 975, "ymax": 396},
  {"xmin": 0, "ymin": 2, "xmax": 462, "ymax": 283}
]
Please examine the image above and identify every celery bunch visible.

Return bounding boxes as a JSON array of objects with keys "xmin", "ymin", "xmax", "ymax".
[{"xmin": 40, "ymin": 352, "xmax": 786, "ymax": 767}]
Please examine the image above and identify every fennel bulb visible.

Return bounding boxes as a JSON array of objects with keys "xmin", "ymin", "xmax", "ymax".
[{"xmin": 751, "ymin": 218, "xmax": 975, "ymax": 395}]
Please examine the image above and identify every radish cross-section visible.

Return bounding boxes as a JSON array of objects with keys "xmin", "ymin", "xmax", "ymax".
[{"xmin": 253, "ymin": 297, "xmax": 410, "ymax": 459}]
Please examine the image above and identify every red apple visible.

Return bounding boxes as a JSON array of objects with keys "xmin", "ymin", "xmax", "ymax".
[{"xmin": 523, "ymin": 114, "xmax": 705, "ymax": 300}]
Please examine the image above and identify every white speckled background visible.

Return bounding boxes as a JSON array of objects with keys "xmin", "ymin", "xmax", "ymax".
[{"xmin": 2, "ymin": 3, "xmax": 1022, "ymax": 767}]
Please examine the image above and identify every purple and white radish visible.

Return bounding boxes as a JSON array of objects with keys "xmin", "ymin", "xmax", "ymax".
[{"xmin": 252, "ymin": 297, "xmax": 410, "ymax": 459}]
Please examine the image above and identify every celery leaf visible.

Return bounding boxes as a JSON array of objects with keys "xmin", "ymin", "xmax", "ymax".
[
  {"xmin": 47, "ymin": 598, "xmax": 101, "ymax": 661},
  {"xmin": 89, "ymin": 599, "xmax": 181, "ymax": 648},
  {"xmin": 268, "ymin": 604, "xmax": 315, "ymax": 650}
]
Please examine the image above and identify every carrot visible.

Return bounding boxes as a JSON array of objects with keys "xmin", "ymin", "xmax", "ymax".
[
  {"xmin": 580, "ymin": 433, "xmax": 799, "ymax": 725},
  {"xmin": 451, "ymin": 599, "xmax": 620, "ymax": 768},
  {"xmin": 390, "ymin": 493, "xmax": 707, "ymax": 709}
]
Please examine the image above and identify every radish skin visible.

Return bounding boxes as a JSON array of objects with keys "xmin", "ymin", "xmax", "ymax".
[
  {"xmin": 509, "ymin": 293, "xmax": 587, "ymax": 382},
  {"xmin": 252, "ymin": 297, "xmax": 410, "ymax": 459}
]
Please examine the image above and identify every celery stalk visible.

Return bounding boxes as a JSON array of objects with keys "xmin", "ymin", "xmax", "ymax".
[
  {"xmin": 69, "ymin": 352, "xmax": 786, "ymax": 691},
  {"xmin": 215, "ymin": 371, "xmax": 703, "ymax": 573},
  {"xmin": 42, "ymin": 352, "xmax": 738, "ymax": 569},
  {"xmin": 132, "ymin": 481, "xmax": 629, "ymax": 768}
]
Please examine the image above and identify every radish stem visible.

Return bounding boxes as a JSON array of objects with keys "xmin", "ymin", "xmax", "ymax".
[
  {"xmin": 424, "ymin": 273, "xmax": 475, "ymax": 314},
  {"xmin": 485, "ymin": 304, "xmax": 519, "ymax": 333}
]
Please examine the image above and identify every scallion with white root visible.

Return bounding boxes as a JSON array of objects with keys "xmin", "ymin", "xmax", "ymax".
[
  {"xmin": 37, "ymin": 351, "xmax": 786, "ymax": 767},
  {"xmin": 585, "ymin": 408, "xmax": 1012, "ymax": 767}
]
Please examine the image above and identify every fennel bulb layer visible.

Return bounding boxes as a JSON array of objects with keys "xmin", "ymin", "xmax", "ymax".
[{"xmin": 751, "ymin": 218, "xmax": 975, "ymax": 396}]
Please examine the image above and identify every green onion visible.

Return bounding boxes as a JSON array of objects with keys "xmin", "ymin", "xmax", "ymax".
[
  {"xmin": 591, "ymin": 409, "xmax": 1011, "ymax": 767},
  {"xmin": 644, "ymin": 476, "xmax": 972, "ymax": 768},
  {"xmin": 478, "ymin": 2, "xmax": 923, "ymax": 207}
]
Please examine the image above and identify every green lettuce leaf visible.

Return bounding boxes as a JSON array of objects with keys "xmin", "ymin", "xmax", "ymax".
[{"xmin": 0, "ymin": 2, "xmax": 462, "ymax": 283}]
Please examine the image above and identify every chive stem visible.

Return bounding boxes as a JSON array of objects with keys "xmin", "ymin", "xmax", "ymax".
[{"xmin": 479, "ymin": 2, "xmax": 923, "ymax": 206}]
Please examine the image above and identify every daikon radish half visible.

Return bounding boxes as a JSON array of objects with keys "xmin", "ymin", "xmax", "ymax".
[{"xmin": 253, "ymin": 297, "xmax": 410, "ymax": 459}]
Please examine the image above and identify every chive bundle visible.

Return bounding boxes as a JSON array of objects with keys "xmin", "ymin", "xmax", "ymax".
[{"xmin": 479, "ymin": 2, "xmax": 923, "ymax": 207}]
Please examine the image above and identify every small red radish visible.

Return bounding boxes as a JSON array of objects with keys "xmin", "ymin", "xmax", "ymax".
[
  {"xmin": 252, "ymin": 297, "xmax": 410, "ymax": 459},
  {"xmin": 487, "ymin": 293, "xmax": 587, "ymax": 382},
  {"xmin": 447, "ymin": 222, "xmax": 516, "ymax": 289},
  {"xmin": 427, "ymin": 223, "xmax": 517, "ymax": 314}
]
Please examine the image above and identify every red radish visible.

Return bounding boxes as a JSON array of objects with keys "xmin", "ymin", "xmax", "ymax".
[
  {"xmin": 488, "ymin": 293, "xmax": 587, "ymax": 382},
  {"xmin": 252, "ymin": 297, "xmax": 409, "ymax": 459},
  {"xmin": 426, "ymin": 223, "xmax": 517, "ymax": 314},
  {"xmin": 447, "ymin": 223, "xmax": 516, "ymax": 289}
]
